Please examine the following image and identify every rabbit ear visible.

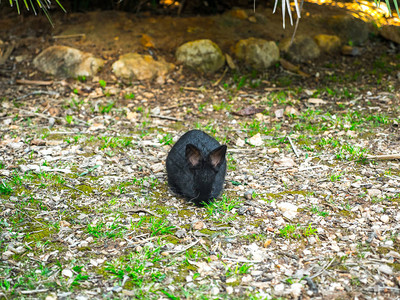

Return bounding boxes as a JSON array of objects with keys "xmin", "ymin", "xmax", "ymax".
[
  {"xmin": 186, "ymin": 144, "xmax": 202, "ymax": 167},
  {"xmin": 208, "ymin": 145, "xmax": 227, "ymax": 168}
]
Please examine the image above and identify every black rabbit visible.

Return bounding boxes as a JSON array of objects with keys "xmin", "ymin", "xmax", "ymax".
[{"xmin": 166, "ymin": 130, "xmax": 227, "ymax": 205}]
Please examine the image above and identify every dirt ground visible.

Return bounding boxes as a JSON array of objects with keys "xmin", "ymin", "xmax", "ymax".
[{"xmin": 0, "ymin": 2, "xmax": 400, "ymax": 300}]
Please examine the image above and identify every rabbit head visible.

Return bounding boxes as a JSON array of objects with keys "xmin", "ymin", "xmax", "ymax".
[{"xmin": 185, "ymin": 143, "xmax": 227, "ymax": 203}]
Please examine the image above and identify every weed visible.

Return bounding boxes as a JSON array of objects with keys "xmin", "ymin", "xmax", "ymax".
[
  {"xmin": 149, "ymin": 218, "xmax": 175, "ymax": 236},
  {"xmin": 159, "ymin": 133, "xmax": 173, "ymax": 145}
]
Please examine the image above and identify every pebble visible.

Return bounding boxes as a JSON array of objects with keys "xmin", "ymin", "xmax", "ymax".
[
  {"xmin": 290, "ymin": 283, "xmax": 303, "ymax": 298},
  {"xmin": 62, "ymin": 269, "xmax": 73, "ymax": 278},
  {"xmin": 367, "ymin": 188, "xmax": 382, "ymax": 197},
  {"xmin": 378, "ymin": 264, "xmax": 393, "ymax": 275},
  {"xmin": 274, "ymin": 283, "xmax": 285, "ymax": 296},
  {"xmin": 380, "ymin": 215, "xmax": 390, "ymax": 223}
]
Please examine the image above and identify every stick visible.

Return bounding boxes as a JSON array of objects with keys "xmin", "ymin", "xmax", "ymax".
[
  {"xmin": 287, "ymin": 136, "xmax": 300, "ymax": 157},
  {"xmin": 366, "ymin": 154, "xmax": 400, "ymax": 160},
  {"xmin": 150, "ymin": 114, "xmax": 182, "ymax": 122},
  {"xmin": 52, "ymin": 34, "xmax": 86, "ymax": 39},
  {"xmin": 212, "ymin": 68, "xmax": 228, "ymax": 86},
  {"xmin": 62, "ymin": 184, "xmax": 86, "ymax": 194},
  {"xmin": 125, "ymin": 208, "xmax": 160, "ymax": 218},
  {"xmin": 171, "ymin": 239, "xmax": 200, "ymax": 255},
  {"xmin": 20, "ymin": 289, "xmax": 49, "ymax": 295},
  {"xmin": 16, "ymin": 79, "xmax": 54, "ymax": 86},
  {"xmin": 16, "ymin": 90, "xmax": 59, "ymax": 100},
  {"xmin": 309, "ymin": 257, "xmax": 335, "ymax": 279}
]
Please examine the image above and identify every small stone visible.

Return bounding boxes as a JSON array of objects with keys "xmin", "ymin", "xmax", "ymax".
[
  {"xmin": 367, "ymin": 188, "xmax": 382, "ymax": 197},
  {"xmin": 274, "ymin": 108, "xmax": 284, "ymax": 118},
  {"xmin": 241, "ymin": 274, "xmax": 252, "ymax": 283},
  {"xmin": 244, "ymin": 189, "xmax": 255, "ymax": 200},
  {"xmin": 236, "ymin": 138, "xmax": 245, "ymax": 147},
  {"xmin": 209, "ymin": 255, "xmax": 218, "ymax": 261},
  {"xmin": 79, "ymin": 241, "xmax": 89, "ymax": 248},
  {"xmin": 226, "ymin": 286, "xmax": 234, "ymax": 294},
  {"xmin": 274, "ymin": 283, "xmax": 285, "ymax": 296},
  {"xmin": 263, "ymin": 239, "xmax": 272, "ymax": 248},
  {"xmin": 45, "ymin": 293, "xmax": 57, "ymax": 300},
  {"xmin": 62, "ymin": 269, "xmax": 73, "ymax": 278},
  {"xmin": 290, "ymin": 283, "xmax": 303, "ymax": 298},
  {"xmin": 251, "ymin": 270, "xmax": 263, "ymax": 276},
  {"xmin": 267, "ymin": 148, "xmax": 279, "ymax": 154},
  {"xmin": 175, "ymin": 229, "xmax": 186, "ymax": 238},
  {"xmin": 378, "ymin": 264, "xmax": 393, "ymax": 275},
  {"xmin": 193, "ymin": 221, "xmax": 205, "ymax": 230},
  {"xmin": 210, "ymin": 286, "xmax": 220, "ymax": 295},
  {"xmin": 161, "ymin": 251, "xmax": 170, "ymax": 256},
  {"xmin": 2, "ymin": 250, "xmax": 14, "ymax": 260},
  {"xmin": 380, "ymin": 215, "xmax": 390, "ymax": 223},
  {"xmin": 247, "ymin": 133, "xmax": 263, "ymax": 146}
]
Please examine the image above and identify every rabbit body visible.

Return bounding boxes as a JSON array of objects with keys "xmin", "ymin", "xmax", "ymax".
[{"xmin": 166, "ymin": 130, "xmax": 227, "ymax": 205}]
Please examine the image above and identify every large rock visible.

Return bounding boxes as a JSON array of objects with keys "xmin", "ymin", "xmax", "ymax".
[
  {"xmin": 380, "ymin": 25, "xmax": 400, "ymax": 44},
  {"xmin": 279, "ymin": 35, "xmax": 320, "ymax": 63},
  {"xmin": 234, "ymin": 38, "xmax": 279, "ymax": 70},
  {"xmin": 176, "ymin": 39, "xmax": 225, "ymax": 73},
  {"xmin": 33, "ymin": 46, "xmax": 104, "ymax": 78},
  {"xmin": 325, "ymin": 15, "xmax": 369, "ymax": 46},
  {"xmin": 314, "ymin": 34, "xmax": 341, "ymax": 53},
  {"xmin": 112, "ymin": 53, "xmax": 175, "ymax": 81}
]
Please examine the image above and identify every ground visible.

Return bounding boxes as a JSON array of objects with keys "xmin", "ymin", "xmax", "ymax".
[{"xmin": 0, "ymin": 1, "xmax": 400, "ymax": 300}]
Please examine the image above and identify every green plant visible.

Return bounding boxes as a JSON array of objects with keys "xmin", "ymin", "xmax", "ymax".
[
  {"xmin": 99, "ymin": 80, "xmax": 106, "ymax": 88},
  {"xmin": 124, "ymin": 93, "xmax": 135, "ymax": 99},
  {"xmin": 65, "ymin": 115, "xmax": 73, "ymax": 124},
  {"xmin": 149, "ymin": 218, "xmax": 175, "ymax": 236},
  {"xmin": 159, "ymin": 133, "xmax": 173, "ymax": 145}
]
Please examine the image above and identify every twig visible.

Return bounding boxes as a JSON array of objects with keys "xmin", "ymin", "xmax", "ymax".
[
  {"xmin": 150, "ymin": 114, "xmax": 182, "ymax": 122},
  {"xmin": 62, "ymin": 184, "xmax": 85, "ymax": 194},
  {"xmin": 277, "ymin": 251, "xmax": 299, "ymax": 260},
  {"xmin": 309, "ymin": 257, "xmax": 335, "ymax": 279},
  {"xmin": 15, "ymin": 79, "xmax": 54, "ymax": 86},
  {"xmin": 221, "ymin": 257, "xmax": 262, "ymax": 263},
  {"xmin": 171, "ymin": 239, "xmax": 200, "ymax": 255},
  {"xmin": 52, "ymin": 33, "xmax": 86, "ymax": 39},
  {"xmin": 125, "ymin": 208, "xmax": 161, "ymax": 218},
  {"xmin": 366, "ymin": 154, "xmax": 400, "ymax": 160},
  {"xmin": 212, "ymin": 68, "xmax": 228, "ymax": 86},
  {"xmin": 20, "ymin": 289, "xmax": 49, "ymax": 295},
  {"xmin": 15, "ymin": 90, "xmax": 59, "ymax": 100},
  {"xmin": 287, "ymin": 136, "xmax": 299, "ymax": 157}
]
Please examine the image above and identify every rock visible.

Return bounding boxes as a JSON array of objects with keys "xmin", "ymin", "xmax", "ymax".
[
  {"xmin": 279, "ymin": 35, "xmax": 320, "ymax": 63},
  {"xmin": 33, "ymin": 46, "xmax": 104, "ymax": 78},
  {"xmin": 313, "ymin": 34, "xmax": 341, "ymax": 53},
  {"xmin": 234, "ymin": 38, "xmax": 279, "ymax": 70},
  {"xmin": 380, "ymin": 215, "xmax": 389, "ymax": 223},
  {"xmin": 290, "ymin": 283, "xmax": 303, "ymax": 298},
  {"xmin": 274, "ymin": 283, "xmax": 285, "ymax": 296},
  {"xmin": 367, "ymin": 188, "xmax": 382, "ymax": 197},
  {"xmin": 176, "ymin": 39, "xmax": 225, "ymax": 73},
  {"xmin": 112, "ymin": 53, "xmax": 174, "ymax": 81},
  {"xmin": 230, "ymin": 8, "xmax": 248, "ymax": 20},
  {"xmin": 273, "ymin": 157, "xmax": 296, "ymax": 168},
  {"xmin": 378, "ymin": 264, "xmax": 392, "ymax": 275},
  {"xmin": 277, "ymin": 202, "xmax": 298, "ymax": 219},
  {"xmin": 62, "ymin": 269, "xmax": 73, "ymax": 278},
  {"xmin": 2, "ymin": 250, "xmax": 14, "ymax": 260},
  {"xmin": 325, "ymin": 15, "xmax": 369, "ymax": 45},
  {"xmin": 380, "ymin": 25, "xmax": 400, "ymax": 44},
  {"xmin": 285, "ymin": 106, "xmax": 300, "ymax": 116},
  {"xmin": 341, "ymin": 45, "xmax": 362, "ymax": 56},
  {"xmin": 247, "ymin": 133, "xmax": 263, "ymax": 146}
]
